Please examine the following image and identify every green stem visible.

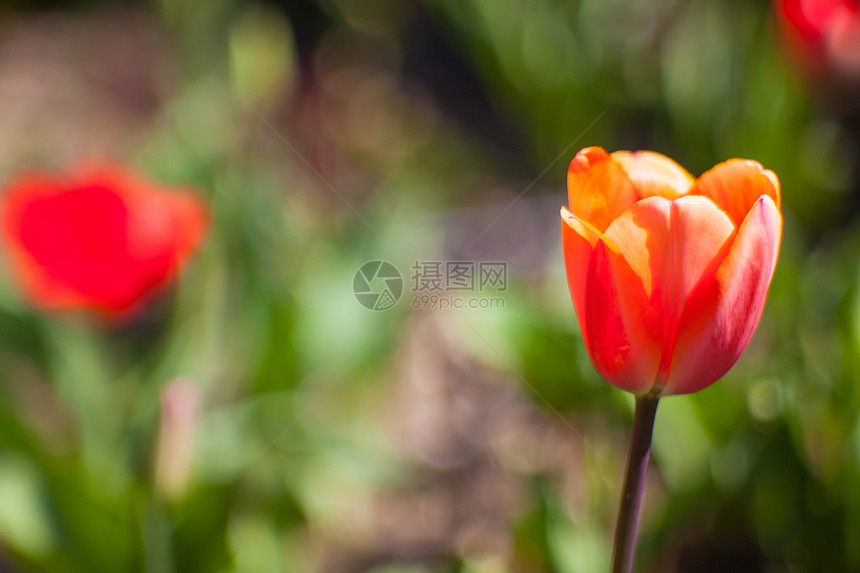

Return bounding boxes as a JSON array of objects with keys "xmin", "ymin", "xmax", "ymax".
[{"xmin": 611, "ymin": 393, "xmax": 660, "ymax": 573}]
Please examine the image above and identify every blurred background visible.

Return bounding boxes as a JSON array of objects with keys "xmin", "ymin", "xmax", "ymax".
[{"xmin": 0, "ymin": 0, "xmax": 856, "ymax": 571}]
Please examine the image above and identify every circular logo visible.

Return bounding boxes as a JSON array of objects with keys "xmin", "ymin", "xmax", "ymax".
[{"xmin": 353, "ymin": 260, "xmax": 403, "ymax": 311}]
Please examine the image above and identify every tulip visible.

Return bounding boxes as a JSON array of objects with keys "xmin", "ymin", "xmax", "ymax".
[
  {"xmin": 560, "ymin": 147, "xmax": 781, "ymax": 573},
  {"xmin": 775, "ymin": 0, "xmax": 860, "ymax": 86},
  {"xmin": 0, "ymin": 163, "xmax": 208, "ymax": 320},
  {"xmin": 561, "ymin": 147, "xmax": 781, "ymax": 396}
]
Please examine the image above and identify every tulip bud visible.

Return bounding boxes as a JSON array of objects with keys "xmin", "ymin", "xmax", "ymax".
[
  {"xmin": 561, "ymin": 147, "xmax": 781, "ymax": 395},
  {"xmin": 154, "ymin": 378, "xmax": 200, "ymax": 500}
]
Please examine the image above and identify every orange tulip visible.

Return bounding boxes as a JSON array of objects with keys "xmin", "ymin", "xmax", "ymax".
[{"xmin": 561, "ymin": 147, "xmax": 781, "ymax": 396}]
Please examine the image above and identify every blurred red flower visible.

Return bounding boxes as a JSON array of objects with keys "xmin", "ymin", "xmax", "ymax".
[
  {"xmin": 776, "ymin": 0, "xmax": 860, "ymax": 84},
  {"xmin": 0, "ymin": 163, "xmax": 208, "ymax": 320}
]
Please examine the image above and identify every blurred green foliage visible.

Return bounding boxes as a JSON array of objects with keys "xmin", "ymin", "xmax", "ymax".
[{"xmin": 0, "ymin": 0, "xmax": 856, "ymax": 572}]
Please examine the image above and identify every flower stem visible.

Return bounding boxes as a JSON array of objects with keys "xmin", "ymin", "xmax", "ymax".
[{"xmin": 611, "ymin": 393, "xmax": 660, "ymax": 573}]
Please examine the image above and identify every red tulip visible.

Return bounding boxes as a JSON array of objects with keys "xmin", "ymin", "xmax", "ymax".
[
  {"xmin": 561, "ymin": 147, "xmax": 781, "ymax": 396},
  {"xmin": 775, "ymin": 0, "xmax": 860, "ymax": 84},
  {"xmin": 0, "ymin": 163, "xmax": 208, "ymax": 320}
]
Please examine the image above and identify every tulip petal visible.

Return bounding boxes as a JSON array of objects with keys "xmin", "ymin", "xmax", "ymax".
[
  {"xmin": 603, "ymin": 196, "xmax": 735, "ymax": 391},
  {"xmin": 664, "ymin": 196, "xmax": 737, "ymax": 316},
  {"xmin": 602, "ymin": 196, "xmax": 671, "ymax": 301},
  {"xmin": 562, "ymin": 206, "xmax": 660, "ymax": 392},
  {"xmin": 581, "ymin": 247, "xmax": 664, "ymax": 393},
  {"xmin": 611, "ymin": 150, "xmax": 695, "ymax": 200},
  {"xmin": 561, "ymin": 206, "xmax": 621, "ymax": 327},
  {"xmin": 691, "ymin": 159, "xmax": 781, "ymax": 227},
  {"xmin": 577, "ymin": 198, "xmax": 673, "ymax": 392},
  {"xmin": 662, "ymin": 196, "xmax": 781, "ymax": 395},
  {"xmin": 561, "ymin": 206, "xmax": 618, "ymax": 341},
  {"xmin": 604, "ymin": 196, "xmax": 734, "ymax": 311},
  {"xmin": 567, "ymin": 147, "xmax": 639, "ymax": 233},
  {"xmin": 561, "ymin": 207, "xmax": 598, "ymax": 334}
]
